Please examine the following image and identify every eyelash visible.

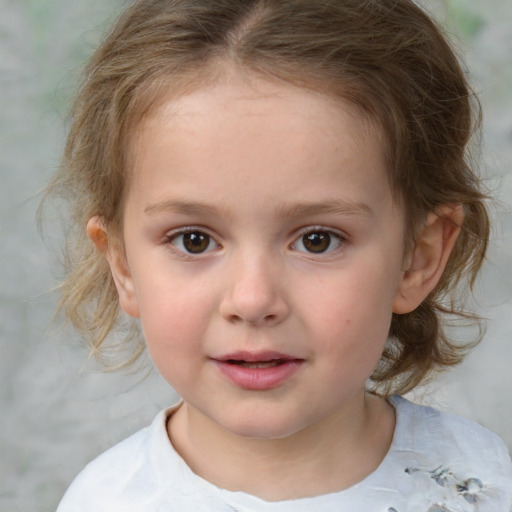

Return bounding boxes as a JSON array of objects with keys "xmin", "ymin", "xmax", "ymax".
[
  {"xmin": 164, "ymin": 226, "xmax": 347, "ymax": 257},
  {"xmin": 165, "ymin": 227, "xmax": 220, "ymax": 257},
  {"xmin": 291, "ymin": 227, "xmax": 347, "ymax": 256}
]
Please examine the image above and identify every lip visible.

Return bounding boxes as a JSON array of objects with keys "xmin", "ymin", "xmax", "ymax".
[{"xmin": 213, "ymin": 351, "xmax": 304, "ymax": 391}]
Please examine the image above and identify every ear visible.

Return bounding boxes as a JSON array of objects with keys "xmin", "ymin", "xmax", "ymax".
[
  {"xmin": 86, "ymin": 216, "xmax": 140, "ymax": 318},
  {"xmin": 393, "ymin": 205, "xmax": 464, "ymax": 314}
]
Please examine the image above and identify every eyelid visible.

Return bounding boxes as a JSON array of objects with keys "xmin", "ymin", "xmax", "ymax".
[
  {"xmin": 164, "ymin": 226, "xmax": 221, "ymax": 256},
  {"xmin": 293, "ymin": 225, "xmax": 348, "ymax": 241},
  {"xmin": 290, "ymin": 225, "xmax": 348, "ymax": 255}
]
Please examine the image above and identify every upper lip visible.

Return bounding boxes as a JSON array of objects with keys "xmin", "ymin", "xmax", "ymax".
[{"xmin": 214, "ymin": 351, "xmax": 301, "ymax": 362}]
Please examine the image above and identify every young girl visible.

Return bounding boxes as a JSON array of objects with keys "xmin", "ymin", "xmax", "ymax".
[{"xmin": 51, "ymin": 0, "xmax": 512, "ymax": 510}]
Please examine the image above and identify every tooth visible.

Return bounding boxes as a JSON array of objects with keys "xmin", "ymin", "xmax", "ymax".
[{"xmin": 238, "ymin": 360, "xmax": 283, "ymax": 368}]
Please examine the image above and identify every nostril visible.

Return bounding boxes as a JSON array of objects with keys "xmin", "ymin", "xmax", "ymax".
[
  {"xmin": 227, "ymin": 313, "xmax": 243, "ymax": 324},
  {"xmin": 228, "ymin": 312, "xmax": 278, "ymax": 326},
  {"xmin": 248, "ymin": 313, "xmax": 278, "ymax": 326}
]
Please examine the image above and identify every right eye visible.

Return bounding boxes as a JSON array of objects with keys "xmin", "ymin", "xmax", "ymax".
[
  {"xmin": 168, "ymin": 230, "xmax": 218, "ymax": 255},
  {"xmin": 291, "ymin": 229, "xmax": 345, "ymax": 255}
]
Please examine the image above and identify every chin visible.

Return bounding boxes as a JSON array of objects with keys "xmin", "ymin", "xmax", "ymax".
[{"xmin": 218, "ymin": 410, "xmax": 308, "ymax": 441}]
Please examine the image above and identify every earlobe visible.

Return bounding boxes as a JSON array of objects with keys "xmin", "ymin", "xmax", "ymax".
[
  {"xmin": 393, "ymin": 205, "xmax": 464, "ymax": 314},
  {"xmin": 86, "ymin": 217, "xmax": 140, "ymax": 318}
]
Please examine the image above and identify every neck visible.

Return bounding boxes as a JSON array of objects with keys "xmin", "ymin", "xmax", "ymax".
[{"xmin": 167, "ymin": 392, "xmax": 395, "ymax": 501}]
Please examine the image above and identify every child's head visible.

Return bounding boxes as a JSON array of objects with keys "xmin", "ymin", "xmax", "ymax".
[{"xmin": 50, "ymin": 0, "xmax": 488, "ymax": 396}]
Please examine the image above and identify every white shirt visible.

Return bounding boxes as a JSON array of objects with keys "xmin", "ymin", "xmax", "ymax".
[{"xmin": 57, "ymin": 396, "xmax": 512, "ymax": 511}]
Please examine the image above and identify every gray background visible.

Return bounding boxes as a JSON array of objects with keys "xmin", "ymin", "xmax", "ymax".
[{"xmin": 1, "ymin": 0, "xmax": 511, "ymax": 510}]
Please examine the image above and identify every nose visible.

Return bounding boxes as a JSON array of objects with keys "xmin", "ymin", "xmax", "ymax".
[{"xmin": 219, "ymin": 253, "xmax": 290, "ymax": 327}]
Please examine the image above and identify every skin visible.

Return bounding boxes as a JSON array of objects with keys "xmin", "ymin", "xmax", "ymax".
[{"xmin": 88, "ymin": 72, "xmax": 463, "ymax": 500}]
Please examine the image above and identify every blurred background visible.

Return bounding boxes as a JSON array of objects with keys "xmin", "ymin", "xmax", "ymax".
[{"xmin": 1, "ymin": 0, "xmax": 511, "ymax": 510}]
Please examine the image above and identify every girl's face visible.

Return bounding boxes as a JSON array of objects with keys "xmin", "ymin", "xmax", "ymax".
[{"xmin": 112, "ymin": 75, "xmax": 409, "ymax": 439}]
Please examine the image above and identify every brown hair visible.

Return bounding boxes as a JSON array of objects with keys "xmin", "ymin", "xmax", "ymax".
[{"xmin": 46, "ymin": 0, "xmax": 489, "ymax": 394}]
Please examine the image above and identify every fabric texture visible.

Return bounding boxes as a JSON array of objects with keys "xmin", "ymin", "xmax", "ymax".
[{"xmin": 57, "ymin": 396, "xmax": 512, "ymax": 511}]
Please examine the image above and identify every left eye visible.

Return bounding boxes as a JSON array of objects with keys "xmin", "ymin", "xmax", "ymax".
[
  {"xmin": 292, "ymin": 230, "xmax": 344, "ymax": 254},
  {"xmin": 169, "ymin": 231, "xmax": 218, "ymax": 254}
]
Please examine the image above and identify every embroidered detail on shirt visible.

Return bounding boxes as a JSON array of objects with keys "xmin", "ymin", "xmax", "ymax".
[
  {"xmin": 387, "ymin": 465, "xmax": 487, "ymax": 512},
  {"xmin": 456, "ymin": 478, "xmax": 484, "ymax": 504}
]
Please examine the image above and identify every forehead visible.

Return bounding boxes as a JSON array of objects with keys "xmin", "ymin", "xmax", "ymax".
[
  {"xmin": 122, "ymin": 75, "xmax": 400, "ymax": 236},
  {"xmin": 131, "ymin": 72, "xmax": 384, "ymax": 172}
]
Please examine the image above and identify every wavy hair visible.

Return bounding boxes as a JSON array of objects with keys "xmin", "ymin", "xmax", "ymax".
[{"xmin": 45, "ymin": 0, "xmax": 489, "ymax": 394}]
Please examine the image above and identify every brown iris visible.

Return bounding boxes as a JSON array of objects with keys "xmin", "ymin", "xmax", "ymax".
[
  {"xmin": 302, "ymin": 231, "xmax": 331, "ymax": 253},
  {"xmin": 183, "ymin": 232, "xmax": 211, "ymax": 253}
]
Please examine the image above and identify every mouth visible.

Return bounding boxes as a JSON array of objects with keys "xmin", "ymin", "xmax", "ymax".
[
  {"xmin": 216, "ymin": 351, "xmax": 301, "ymax": 366},
  {"xmin": 225, "ymin": 358, "xmax": 290, "ymax": 369},
  {"xmin": 213, "ymin": 352, "xmax": 304, "ymax": 390}
]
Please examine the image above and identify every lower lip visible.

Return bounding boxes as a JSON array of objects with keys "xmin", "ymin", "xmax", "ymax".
[{"xmin": 214, "ymin": 360, "xmax": 303, "ymax": 390}]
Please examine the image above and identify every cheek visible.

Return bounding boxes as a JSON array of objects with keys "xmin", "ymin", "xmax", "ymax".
[
  {"xmin": 136, "ymin": 265, "xmax": 212, "ymax": 325},
  {"xmin": 307, "ymin": 267, "xmax": 396, "ymax": 356},
  {"xmin": 142, "ymin": 303, "xmax": 204, "ymax": 390},
  {"xmin": 137, "ymin": 275, "xmax": 219, "ymax": 363}
]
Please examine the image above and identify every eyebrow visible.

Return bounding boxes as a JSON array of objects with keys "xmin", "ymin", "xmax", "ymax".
[
  {"xmin": 144, "ymin": 199, "xmax": 223, "ymax": 217},
  {"xmin": 276, "ymin": 200, "xmax": 374, "ymax": 219},
  {"xmin": 144, "ymin": 198, "xmax": 373, "ymax": 219}
]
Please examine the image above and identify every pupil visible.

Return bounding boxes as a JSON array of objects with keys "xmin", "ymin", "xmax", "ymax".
[
  {"xmin": 304, "ymin": 232, "xmax": 330, "ymax": 253},
  {"xmin": 183, "ymin": 232, "xmax": 209, "ymax": 253}
]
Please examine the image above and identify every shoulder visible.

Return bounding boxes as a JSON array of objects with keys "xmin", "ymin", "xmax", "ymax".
[
  {"xmin": 388, "ymin": 395, "xmax": 512, "ymax": 509},
  {"xmin": 56, "ymin": 407, "xmax": 177, "ymax": 512},
  {"xmin": 391, "ymin": 395, "xmax": 511, "ymax": 462}
]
